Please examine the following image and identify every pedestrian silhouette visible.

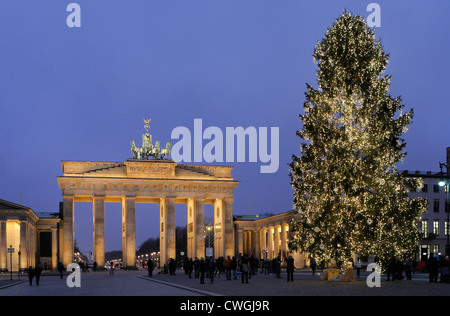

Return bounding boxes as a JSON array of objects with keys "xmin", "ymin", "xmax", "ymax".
[
  {"xmin": 148, "ymin": 259, "xmax": 154, "ymax": 277},
  {"xmin": 27, "ymin": 266, "xmax": 34, "ymax": 286},
  {"xmin": 427, "ymin": 253, "xmax": 439, "ymax": 282},
  {"xmin": 34, "ymin": 263, "xmax": 43, "ymax": 286},
  {"xmin": 286, "ymin": 255, "xmax": 295, "ymax": 282},
  {"xmin": 57, "ymin": 261, "xmax": 64, "ymax": 279},
  {"xmin": 199, "ymin": 258, "xmax": 206, "ymax": 284},
  {"xmin": 240, "ymin": 254, "xmax": 250, "ymax": 283},
  {"xmin": 310, "ymin": 259, "xmax": 317, "ymax": 276}
]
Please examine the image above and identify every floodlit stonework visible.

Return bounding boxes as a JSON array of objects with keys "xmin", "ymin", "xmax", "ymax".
[
  {"xmin": 234, "ymin": 211, "xmax": 306, "ymax": 268},
  {"xmin": 1, "ymin": 159, "xmax": 308, "ymax": 272},
  {"xmin": 0, "ymin": 199, "xmax": 59, "ymax": 272},
  {"xmin": 56, "ymin": 159, "xmax": 239, "ymax": 269}
]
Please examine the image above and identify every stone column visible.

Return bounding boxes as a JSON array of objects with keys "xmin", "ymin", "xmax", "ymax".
[
  {"xmin": 62, "ymin": 196, "xmax": 74, "ymax": 267},
  {"xmin": 253, "ymin": 229, "xmax": 260, "ymax": 259},
  {"xmin": 159, "ymin": 198, "xmax": 167, "ymax": 268},
  {"xmin": 26, "ymin": 222, "xmax": 31, "ymax": 268},
  {"xmin": 93, "ymin": 196, "xmax": 105, "ymax": 268},
  {"xmin": 186, "ymin": 198, "xmax": 205, "ymax": 259},
  {"xmin": 186, "ymin": 199, "xmax": 194, "ymax": 259},
  {"xmin": 159, "ymin": 197, "xmax": 176, "ymax": 267},
  {"xmin": 214, "ymin": 199, "xmax": 224, "ymax": 258},
  {"xmin": 243, "ymin": 231, "xmax": 248, "ymax": 255},
  {"xmin": 280, "ymin": 224, "xmax": 288, "ymax": 255},
  {"xmin": 167, "ymin": 198, "xmax": 176, "ymax": 261},
  {"xmin": 122, "ymin": 197, "xmax": 136, "ymax": 269},
  {"xmin": 237, "ymin": 229, "xmax": 244, "ymax": 256},
  {"xmin": 248, "ymin": 231, "xmax": 252, "ymax": 256},
  {"xmin": 0, "ymin": 219, "xmax": 6, "ymax": 271},
  {"xmin": 260, "ymin": 227, "xmax": 267, "ymax": 259},
  {"xmin": 58, "ymin": 222, "xmax": 64, "ymax": 267},
  {"xmin": 19, "ymin": 220, "xmax": 27, "ymax": 270},
  {"xmin": 32, "ymin": 227, "xmax": 36, "ymax": 267},
  {"xmin": 36, "ymin": 228, "xmax": 41, "ymax": 267},
  {"xmin": 222, "ymin": 198, "xmax": 235, "ymax": 258},
  {"xmin": 274, "ymin": 225, "xmax": 281, "ymax": 257},
  {"xmin": 267, "ymin": 226, "xmax": 274, "ymax": 259},
  {"xmin": 194, "ymin": 199, "xmax": 205, "ymax": 259},
  {"xmin": 52, "ymin": 228, "xmax": 58, "ymax": 270},
  {"xmin": 33, "ymin": 227, "xmax": 37, "ymax": 267}
]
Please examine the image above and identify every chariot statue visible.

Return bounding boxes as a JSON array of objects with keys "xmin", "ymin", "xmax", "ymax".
[
  {"xmin": 160, "ymin": 141, "xmax": 171, "ymax": 160},
  {"xmin": 130, "ymin": 118, "xmax": 172, "ymax": 160}
]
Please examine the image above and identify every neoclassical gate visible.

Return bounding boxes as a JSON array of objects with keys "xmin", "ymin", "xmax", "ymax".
[{"xmin": 57, "ymin": 160, "xmax": 239, "ymax": 268}]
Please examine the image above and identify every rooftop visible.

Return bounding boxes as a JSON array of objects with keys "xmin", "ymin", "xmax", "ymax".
[
  {"xmin": 233, "ymin": 214, "xmax": 269, "ymax": 221},
  {"xmin": 400, "ymin": 170, "xmax": 441, "ymax": 177},
  {"xmin": 0, "ymin": 199, "xmax": 59, "ymax": 219}
]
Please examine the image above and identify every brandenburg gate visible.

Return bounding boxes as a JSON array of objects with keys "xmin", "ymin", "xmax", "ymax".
[{"xmin": 57, "ymin": 120, "xmax": 239, "ymax": 269}]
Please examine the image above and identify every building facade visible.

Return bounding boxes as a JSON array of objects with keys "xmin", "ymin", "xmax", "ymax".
[
  {"xmin": 0, "ymin": 199, "xmax": 59, "ymax": 271},
  {"xmin": 405, "ymin": 169, "xmax": 450, "ymax": 261},
  {"xmin": 233, "ymin": 211, "xmax": 307, "ymax": 268}
]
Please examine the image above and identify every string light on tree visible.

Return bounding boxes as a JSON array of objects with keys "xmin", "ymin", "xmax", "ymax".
[{"xmin": 288, "ymin": 11, "xmax": 428, "ymax": 270}]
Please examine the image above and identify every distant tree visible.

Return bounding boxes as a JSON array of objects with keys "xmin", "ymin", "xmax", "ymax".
[
  {"xmin": 136, "ymin": 226, "xmax": 187, "ymax": 261},
  {"xmin": 105, "ymin": 250, "xmax": 122, "ymax": 262},
  {"xmin": 137, "ymin": 237, "xmax": 160, "ymax": 256},
  {"xmin": 74, "ymin": 239, "xmax": 88, "ymax": 262}
]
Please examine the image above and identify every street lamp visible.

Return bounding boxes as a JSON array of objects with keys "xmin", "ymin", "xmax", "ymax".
[{"xmin": 438, "ymin": 162, "xmax": 450, "ymax": 256}]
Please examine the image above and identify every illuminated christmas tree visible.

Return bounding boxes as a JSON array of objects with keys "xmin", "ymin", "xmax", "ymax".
[{"xmin": 289, "ymin": 12, "xmax": 428, "ymax": 269}]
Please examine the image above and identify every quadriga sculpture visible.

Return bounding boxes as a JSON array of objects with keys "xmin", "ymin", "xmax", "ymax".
[
  {"xmin": 130, "ymin": 140, "xmax": 141, "ymax": 159},
  {"xmin": 130, "ymin": 137, "xmax": 171, "ymax": 160},
  {"xmin": 160, "ymin": 141, "xmax": 171, "ymax": 160}
]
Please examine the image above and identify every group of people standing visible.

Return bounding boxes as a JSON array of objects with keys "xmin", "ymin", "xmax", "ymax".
[
  {"xmin": 385, "ymin": 258, "xmax": 415, "ymax": 281},
  {"xmin": 384, "ymin": 254, "xmax": 450, "ymax": 283},
  {"xmin": 27, "ymin": 264, "xmax": 43, "ymax": 286},
  {"xmin": 162, "ymin": 256, "xmax": 240, "ymax": 283},
  {"xmin": 156, "ymin": 253, "xmax": 296, "ymax": 284},
  {"xmin": 260, "ymin": 254, "xmax": 295, "ymax": 282},
  {"xmin": 425, "ymin": 253, "xmax": 450, "ymax": 283}
]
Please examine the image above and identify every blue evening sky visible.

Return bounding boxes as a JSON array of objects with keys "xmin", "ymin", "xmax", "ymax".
[{"xmin": 1, "ymin": 1, "xmax": 449, "ymax": 253}]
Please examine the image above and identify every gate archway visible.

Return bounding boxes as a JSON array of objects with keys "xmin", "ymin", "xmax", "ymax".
[{"xmin": 57, "ymin": 160, "xmax": 239, "ymax": 269}]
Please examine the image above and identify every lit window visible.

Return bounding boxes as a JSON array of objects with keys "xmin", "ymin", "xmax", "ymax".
[
  {"xmin": 422, "ymin": 220, "xmax": 428, "ymax": 238},
  {"xmin": 433, "ymin": 244, "xmax": 439, "ymax": 255},
  {"xmin": 433, "ymin": 220, "xmax": 439, "ymax": 236}
]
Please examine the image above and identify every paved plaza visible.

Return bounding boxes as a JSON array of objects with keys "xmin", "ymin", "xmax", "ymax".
[
  {"xmin": 1, "ymin": 268, "xmax": 449, "ymax": 297},
  {"xmin": 0, "ymin": 269, "xmax": 200, "ymax": 296}
]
